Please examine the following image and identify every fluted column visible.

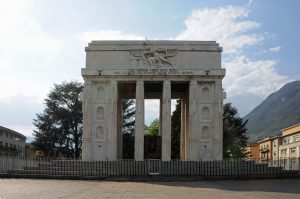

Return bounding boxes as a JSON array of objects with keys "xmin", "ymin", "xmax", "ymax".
[
  {"xmin": 162, "ymin": 80, "xmax": 171, "ymax": 161},
  {"xmin": 159, "ymin": 98, "xmax": 162, "ymax": 136},
  {"xmin": 135, "ymin": 80, "xmax": 144, "ymax": 161},
  {"xmin": 188, "ymin": 80, "xmax": 198, "ymax": 161},
  {"xmin": 117, "ymin": 98, "xmax": 123, "ymax": 159}
]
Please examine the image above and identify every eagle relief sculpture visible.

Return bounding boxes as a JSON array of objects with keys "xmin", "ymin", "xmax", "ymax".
[{"xmin": 131, "ymin": 48, "xmax": 177, "ymax": 67}]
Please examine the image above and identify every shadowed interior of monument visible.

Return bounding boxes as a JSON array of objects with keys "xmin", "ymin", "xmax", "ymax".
[{"xmin": 117, "ymin": 81, "xmax": 189, "ymax": 160}]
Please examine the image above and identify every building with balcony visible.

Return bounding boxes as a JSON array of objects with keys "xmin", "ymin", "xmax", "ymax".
[
  {"xmin": 245, "ymin": 143, "xmax": 260, "ymax": 163},
  {"xmin": 278, "ymin": 123, "xmax": 300, "ymax": 170},
  {"xmin": 258, "ymin": 137, "xmax": 273, "ymax": 163},
  {"xmin": 0, "ymin": 126, "xmax": 26, "ymax": 156}
]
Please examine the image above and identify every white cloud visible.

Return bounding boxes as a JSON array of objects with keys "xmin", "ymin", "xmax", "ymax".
[
  {"xmin": 0, "ymin": 2, "xmax": 291, "ymax": 135},
  {"xmin": 269, "ymin": 46, "xmax": 281, "ymax": 52},
  {"xmin": 80, "ymin": 30, "xmax": 144, "ymax": 42},
  {"xmin": 223, "ymin": 56, "xmax": 290, "ymax": 98},
  {"xmin": 175, "ymin": 6, "xmax": 290, "ymax": 114},
  {"xmin": 176, "ymin": 6, "xmax": 263, "ymax": 54}
]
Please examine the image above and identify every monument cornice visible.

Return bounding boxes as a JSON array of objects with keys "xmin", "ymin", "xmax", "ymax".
[{"xmin": 85, "ymin": 40, "xmax": 222, "ymax": 52}]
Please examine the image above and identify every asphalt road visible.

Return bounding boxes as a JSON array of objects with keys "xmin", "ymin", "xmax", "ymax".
[{"xmin": 0, "ymin": 178, "xmax": 300, "ymax": 199}]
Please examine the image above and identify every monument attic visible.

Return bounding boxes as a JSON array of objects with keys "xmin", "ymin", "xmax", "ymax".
[{"xmin": 81, "ymin": 40, "xmax": 225, "ymax": 161}]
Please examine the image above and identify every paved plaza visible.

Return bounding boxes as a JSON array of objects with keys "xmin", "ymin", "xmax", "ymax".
[{"xmin": 0, "ymin": 179, "xmax": 299, "ymax": 199}]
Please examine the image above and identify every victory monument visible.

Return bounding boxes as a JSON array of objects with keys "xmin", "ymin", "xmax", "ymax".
[{"xmin": 81, "ymin": 40, "xmax": 225, "ymax": 161}]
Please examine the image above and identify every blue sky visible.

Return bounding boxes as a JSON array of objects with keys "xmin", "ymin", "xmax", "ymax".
[{"xmin": 0, "ymin": 0, "xmax": 299, "ymax": 137}]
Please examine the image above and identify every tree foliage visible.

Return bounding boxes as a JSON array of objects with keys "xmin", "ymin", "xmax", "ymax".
[
  {"xmin": 223, "ymin": 103, "xmax": 249, "ymax": 158},
  {"xmin": 170, "ymin": 101, "xmax": 248, "ymax": 159},
  {"xmin": 121, "ymin": 99, "xmax": 135, "ymax": 134},
  {"xmin": 145, "ymin": 118, "xmax": 159, "ymax": 136},
  {"xmin": 32, "ymin": 81, "xmax": 83, "ymax": 158},
  {"xmin": 171, "ymin": 100, "xmax": 181, "ymax": 159}
]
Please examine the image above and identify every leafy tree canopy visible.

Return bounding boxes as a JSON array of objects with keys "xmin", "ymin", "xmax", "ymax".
[
  {"xmin": 145, "ymin": 118, "xmax": 159, "ymax": 136},
  {"xmin": 32, "ymin": 81, "xmax": 83, "ymax": 158},
  {"xmin": 223, "ymin": 103, "xmax": 249, "ymax": 158}
]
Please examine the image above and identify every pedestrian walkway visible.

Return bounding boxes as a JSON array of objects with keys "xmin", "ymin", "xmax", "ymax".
[{"xmin": 0, "ymin": 179, "xmax": 299, "ymax": 199}]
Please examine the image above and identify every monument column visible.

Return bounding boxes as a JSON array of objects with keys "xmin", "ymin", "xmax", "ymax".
[
  {"xmin": 117, "ymin": 98, "xmax": 123, "ymax": 159},
  {"xmin": 159, "ymin": 98, "xmax": 162, "ymax": 136},
  {"xmin": 180, "ymin": 98, "xmax": 187, "ymax": 160},
  {"xmin": 188, "ymin": 80, "xmax": 198, "ymax": 161},
  {"xmin": 135, "ymin": 80, "xmax": 144, "ymax": 160},
  {"xmin": 162, "ymin": 80, "xmax": 171, "ymax": 161}
]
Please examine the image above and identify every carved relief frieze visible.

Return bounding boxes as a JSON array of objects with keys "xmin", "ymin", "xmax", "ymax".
[{"xmin": 131, "ymin": 48, "xmax": 178, "ymax": 67}]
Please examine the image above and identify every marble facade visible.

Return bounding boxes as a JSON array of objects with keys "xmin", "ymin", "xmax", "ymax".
[{"xmin": 81, "ymin": 40, "xmax": 225, "ymax": 161}]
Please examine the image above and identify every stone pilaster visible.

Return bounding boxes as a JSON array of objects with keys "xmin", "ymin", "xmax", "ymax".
[
  {"xmin": 213, "ymin": 80, "xmax": 223, "ymax": 160},
  {"xmin": 135, "ymin": 80, "xmax": 144, "ymax": 161},
  {"xmin": 82, "ymin": 80, "xmax": 93, "ymax": 161},
  {"xmin": 107, "ymin": 80, "xmax": 118, "ymax": 160},
  {"xmin": 162, "ymin": 80, "xmax": 171, "ymax": 161}
]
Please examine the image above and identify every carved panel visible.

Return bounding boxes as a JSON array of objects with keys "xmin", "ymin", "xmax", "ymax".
[
  {"xmin": 93, "ymin": 124, "xmax": 106, "ymax": 141},
  {"xmin": 130, "ymin": 48, "xmax": 177, "ymax": 67},
  {"xmin": 97, "ymin": 87, "xmax": 105, "ymax": 99},
  {"xmin": 95, "ymin": 126, "xmax": 104, "ymax": 139},
  {"xmin": 97, "ymin": 106, "xmax": 104, "ymax": 120},
  {"xmin": 93, "ymin": 141, "xmax": 107, "ymax": 161},
  {"xmin": 202, "ymin": 126, "xmax": 210, "ymax": 139},
  {"xmin": 198, "ymin": 84, "xmax": 212, "ymax": 104},
  {"xmin": 93, "ymin": 82, "xmax": 107, "ymax": 103},
  {"xmin": 202, "ymin": 87, "xmax": 210, "ymax": 100},
  {"xmin": 200, "ymin": 143, "xmax": 212, "ymax": 160},
  {"xmin": 201, "ymin": 107, "xmax": 210, "ymax": 120}
]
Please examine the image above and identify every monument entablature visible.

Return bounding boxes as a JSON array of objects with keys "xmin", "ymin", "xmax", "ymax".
[{"xmin": 81, "ymin": 40, "xmax": 225, "ymax": 161}]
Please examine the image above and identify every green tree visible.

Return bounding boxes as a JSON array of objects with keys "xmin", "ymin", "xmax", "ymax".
[
  {"xmin": 121, "ymin": 99, "xmax": 135, "ymax": 134},
  {"xmin": 32, "ymin": 81, "xmax": 83, "ymax": 158},
  {"xmin": 145, "ymin": 118, "xmax": 159, "ymax": 136},
  {"xmin": 171, "ymin": 100, "xmax": 181, "ymax": 159},
  {"xmin": 223, "ymin": 103, "xmax": 249, "ymax": 158}
]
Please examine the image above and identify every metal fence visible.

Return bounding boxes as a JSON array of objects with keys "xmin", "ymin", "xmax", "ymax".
[{"xmin": 0, "ymin": 156, "xmax": 299, "ymax": 178}]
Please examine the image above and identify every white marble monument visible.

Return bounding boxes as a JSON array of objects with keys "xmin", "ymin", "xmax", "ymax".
[{"xmin": 81, "ymin": 40, "xmax": 225, "ymax": 161}]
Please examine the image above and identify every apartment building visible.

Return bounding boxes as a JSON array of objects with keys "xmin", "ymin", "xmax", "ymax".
[
  {"xmin": 278, "ymin": 123, "xmax": 300, "ymax": 170},
  {"xmin": 0, "ymin": 126, "xmax": 26, "ymax": 156}
]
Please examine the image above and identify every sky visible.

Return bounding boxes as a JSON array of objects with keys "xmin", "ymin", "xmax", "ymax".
[{"xmin": 0, "ymin": 0, "xmax": 299, "ymax": 138}]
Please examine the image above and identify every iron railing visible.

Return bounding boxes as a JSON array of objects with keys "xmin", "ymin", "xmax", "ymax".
[{"xmin": 0, "ymin": 156, "xmax": 299, "ymax": 177}]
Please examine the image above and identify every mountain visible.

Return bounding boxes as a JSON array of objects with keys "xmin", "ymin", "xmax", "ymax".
[{"xmin": 244, "ymin": 81, "xmax": 300, "ymax": 141}]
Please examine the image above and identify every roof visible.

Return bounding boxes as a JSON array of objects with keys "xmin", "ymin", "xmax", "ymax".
[
  {"xmin": 281, "ymin": 123, "xmax": 300, "ymax": 132},
  {"xmin": 0, "ymin": 126, "xmax": 26, "ymax": 139}
]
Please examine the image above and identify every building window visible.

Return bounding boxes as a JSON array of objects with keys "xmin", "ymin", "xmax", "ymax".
[
  {"xmin": 290, "ymin": 147, "xmax": 296, "ymax": 154},
  {"xmin": 281, "ymin": 149, "xmax": 287, "ymax": 155}
]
